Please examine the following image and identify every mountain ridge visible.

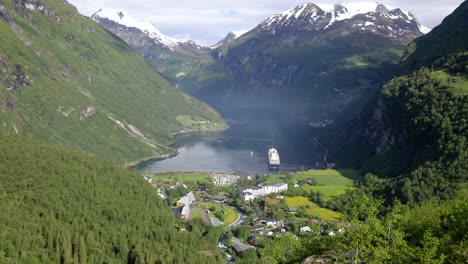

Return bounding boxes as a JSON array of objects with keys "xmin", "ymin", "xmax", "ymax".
[
  {"xmin": 91, "ymin": 8, "xmax": 208, "ymax": 55},
  {"xmin": 91, "ymin": 1, "xmax": 433, "ymax": 122},
  {"xmin": 329, "ymin": 0, "xmax": 467, "ymax": 205},
  {"xmin": 257, "ymin": 2, "xmax": 429, "ymax": 36}
]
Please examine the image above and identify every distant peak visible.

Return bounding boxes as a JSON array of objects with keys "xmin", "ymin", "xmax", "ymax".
[
  {"xmin": 210, "ymin": 29, "xmax": 249, "ymax": 49},
  {"xmin": 92, "ymin": 8, "xmax": 190, "ymax": 50},
  {"xmin": 259, "ymin": 1, "xmax": 430, "ymax": 35},
  {"xmin": 232, "ymin": 30, "xmax": 248, "ymax": 38}
]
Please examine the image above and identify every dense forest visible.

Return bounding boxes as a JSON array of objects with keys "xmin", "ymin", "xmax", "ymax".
[
  {"xmin": 0, "ymin": 132, "xmax": 222, "ymax": 263},
  {"xmin": 328, "ymin": 1, "xmax": 468, "ymax": 207},
  {"xmin": 235, "ymin": 189, "xmax": 467, "ymax": 264}
]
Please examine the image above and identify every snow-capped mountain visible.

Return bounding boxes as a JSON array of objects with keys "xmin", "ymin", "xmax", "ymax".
[
  {"xmin": 211, "ymin": 30, "xmax": 249, "ymax": 49},
  {"xmin": 91, "ymin": 9, "xmax": 207, "ymax": 53},
  {"xmin": 255, "ymin": 2, "xmax": 429, "ymax": 39}
]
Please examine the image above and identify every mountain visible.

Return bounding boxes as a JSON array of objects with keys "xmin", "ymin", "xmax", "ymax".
[
  {"xmin": 211, "ymin": 30, "xmax": 249, "ymax": 49},
  {"xmin": 93, "ymin": 2, "xmax": 430, "ymax": 121},
  {"xmin": 201, "ymin": 2, "xmax": 430, "ymax": 119},
  {"xmin": 0, "ymin": 0, "xmax": 226, "ymax": 164},
  {"xmin": 256, "ymin": 2, "xmax": 429, "ymax": 38},
  {"xmin": 91, "ymin": 8, "xmax": 208, "ymax": 55},
  {"xmin": 91, "ymin": 8, "xmax": 216, "ymax": 91},
  {"xmin": 330, "ymin": 1, "xmax": 467, "ymax": 205},
  {"xmin": 399, "ymin": 0, "xmax": 468, "ymax": 72},
  {"xmin": 0, "ymin": 132, "xmax": 222, "ymax": 263}
]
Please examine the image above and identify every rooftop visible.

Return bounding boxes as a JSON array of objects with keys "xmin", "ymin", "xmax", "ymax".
[{"xmin": 177, "ymin": 191, "xmax": 195, "ymax": 205}]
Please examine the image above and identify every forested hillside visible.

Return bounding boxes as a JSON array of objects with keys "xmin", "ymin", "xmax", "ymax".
[
  {"xmin": 329, "ymin": 1, "xmax": 467, "ymax": 206},
  {"xmin": 0, "ymin": 0, "xmax": 226, "ymax": 164},
  {"xmin": 235, "ymin": 189, "xmax": 467, "ymax": 264},
  {"xmin": 0, "ymin": 132, "xmax": 222, "ymax": 263},
  {"xmin": 399, "ymin": 0, "xmax": 468, "ymax": 72}
]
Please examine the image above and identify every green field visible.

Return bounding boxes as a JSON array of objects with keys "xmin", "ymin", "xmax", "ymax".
[
  {"xmin": 264, "ymin": 169, "xmax": 359, "ymax": 185},
  {"xmin": 192, "ymin": 209, "xmax": 202, "ymax": 219},
  {"xmin": 149, "ymin": 172, "xmax": 210, "ymax": 184},
  {"xmin": 205, "ymin": 203, "xmax": 238, "ymax": 226},
  {"xmin": 431, "ymin": 70, "xmax": 468, "ymax": 95},
  {"xmin": 265, "ymin": 170, "xmax": 358, "ymax": 220},
  {"xmin": 285, "ymin": 196, "xmax": 341, "ymax": 220},
  {"xmin": 264, "ymin": 170, "xmax": 357, "ymax": 201},
  {"xmin": 301, "ymin": 185, "xmax": 354, "ymax": 201}
]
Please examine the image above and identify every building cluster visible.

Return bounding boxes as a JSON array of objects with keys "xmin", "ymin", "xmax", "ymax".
[
  {"xmin": 239, "ymin": 182, "xmax": 288, "ymax": 201},
  {"xmin": 176, "ymin": 191, "xmax": 195, "ymax": 219},
  {"xmin": 210, "ymin": 173, "xmax": 240, "ymax": 186}
]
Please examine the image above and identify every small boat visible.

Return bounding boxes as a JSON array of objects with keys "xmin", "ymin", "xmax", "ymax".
[{"xmin": 268, "ymin": 147, "xmax": 280, "ymax": 171}]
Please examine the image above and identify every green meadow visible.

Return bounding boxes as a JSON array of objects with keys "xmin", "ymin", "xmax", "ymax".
[{"xmin": 285, "ymin": 196, "xmax": 341, "ymax": 220}]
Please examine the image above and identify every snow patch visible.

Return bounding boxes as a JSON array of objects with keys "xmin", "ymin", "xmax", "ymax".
[
  {"xmin": 232, "ymin": 30, "xmax": 248, "ymax": 38},
  {"xmin": 93, "ymin": 9, "xmax": 194, "ymax": 50},
  {"xmin": 176, "ymin": 72, "xmax": 186, "ymax": 78},
  {"xmin": 418, "ymin": 24, "xmax": 431, "ymax": 34},
  {"xmin": 261, "ymin": 2, "xmax": 429, "ymax": 33}
]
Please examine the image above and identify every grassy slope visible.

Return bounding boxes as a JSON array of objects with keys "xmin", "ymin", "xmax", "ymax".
[
  {"xmin": 0, "ymin": 0, "xmax": 226, "ymax": 164},
  {"xmin": 0, "ymin": 132, "xmax": 221, "ymax": 263},
  {"xmin": 265, "ymin": 170, "xmax": 357, "ymax": 220},
  {"xmin": 285, "ymin": 196, "xmax": 341, "ymax": 220},
  {"xmin": 265, "ymin": 170, "xmax": 357, "ymax": 200},
  {"xmin": 431, "ymin": 70, "xmax": 468, "ymax": 95},
  {"xmin": 265, "ymin": 170, "xmax": 357, "ymax": 185},
  {"xmin": 206, "ymin": 203, "xmax": 238, "ymax": 227}
]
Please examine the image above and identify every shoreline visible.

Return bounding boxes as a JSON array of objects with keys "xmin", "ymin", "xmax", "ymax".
[
  {"xmin": 126, "ymin": 127, "xmax": 228, "ymax": 170},
  {"xmin": 125, "ymin": 152, "xmax": 177, "ymax": 170}
]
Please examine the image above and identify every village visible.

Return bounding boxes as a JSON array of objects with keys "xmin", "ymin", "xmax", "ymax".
[{"xmin": 142, "ymin": 169, "xmax": 358, "ymax": 258}]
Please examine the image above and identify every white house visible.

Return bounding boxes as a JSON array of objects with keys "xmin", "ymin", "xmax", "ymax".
[
  {"xmin": 239, "ymin": 182, "xmax": 288, "ymax": 201},
  {"xmin": 300, "ymin": 226, "xmax": 311, "ymax": 233},
  {"xmin": 177, "ymin": 192, "xmax": 195, "ymax": 219}
]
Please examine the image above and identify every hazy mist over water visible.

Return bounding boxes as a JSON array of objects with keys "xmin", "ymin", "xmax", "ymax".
[{"xmin": 136, "ymin": 112, "xmax": 328, "ymax": 175}]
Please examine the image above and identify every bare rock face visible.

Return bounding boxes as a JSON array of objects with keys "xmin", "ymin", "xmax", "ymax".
[
  {"xmin": 4, "ymin": 64, "xmax": 30, "ymax": 91},
  {"xmin": 13, "ymin": 0, "xmax": 61, "ymax": 21},
  {"xmin": 91, "ymin": 10, "xmax": 210, "ymax": 57},
  {"xmin": 365, "ymin": 96, "xmax": 406, "ymax": 153},
  {"xmin": 0, "ymin": 5, "xmax": 12, "ymax": 22},
  {"xmin": 92, "ymin": 17, "xmax": 155, "ymax": 56}
]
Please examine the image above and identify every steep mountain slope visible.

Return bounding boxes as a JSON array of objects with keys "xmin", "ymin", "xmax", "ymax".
[
  {"xmin": 201, "ymin": 2, "xmax": 429, "ymax": 119},
  {"xmin": 93, "ymin": 2, "xmax": 429, "ymax": 121},
  {"xmin": 91, "ymin": 9, "xmax": 214, "ymax": 90},
  {"xmin": 211, "ymin": 30, "xmax": 248, "ymax": 49},
  {"xmin": 330, "ymin": 1, "xmax": 467, "ymax": 205},
  {"xmin": 400, "ymin": 0, "xmax": 468, "ymax": 72},
  {"xmin": 91, "ymin": 8, "xmax": 208, "ymax": 55},
  {"xmin": 0, "ymin": 0, "xmax": 226, "ymax": 164},
  {"xmin": 0, "ymin": 132, "xmax": 222, "ymax": 263}
]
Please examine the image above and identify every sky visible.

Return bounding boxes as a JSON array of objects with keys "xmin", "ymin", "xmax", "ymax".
[{"xmin": 68, "ymin": 0, "xmax": 464, "ymax": 46}]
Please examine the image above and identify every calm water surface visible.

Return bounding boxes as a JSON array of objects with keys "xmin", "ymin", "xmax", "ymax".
[{"xmin": 135, "ymin": 115, "xmax": 326, "ymax": 175}]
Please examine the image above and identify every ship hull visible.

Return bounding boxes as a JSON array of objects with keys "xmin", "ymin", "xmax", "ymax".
[{"xmin": 268, "ymin": 164, "xmax": 280, "ymax": 171}]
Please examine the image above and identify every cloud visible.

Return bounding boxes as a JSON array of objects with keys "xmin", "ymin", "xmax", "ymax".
[{"xmin": 68, "ymin": 0, "xmax": 464, "ymax": 46}]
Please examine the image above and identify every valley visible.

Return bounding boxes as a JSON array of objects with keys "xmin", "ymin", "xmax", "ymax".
[
  {"xmin": 135, "ymin": 114, "xmax": 329, "ymax": 175},
  {"xmin": 0, "ymin": 0, "xmax": 466, "ymax": 263}
]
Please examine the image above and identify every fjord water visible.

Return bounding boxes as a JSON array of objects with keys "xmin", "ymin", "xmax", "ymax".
[{"xmin": 135, "ymin": 112, "xmax": 325, "ymax": 175}]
